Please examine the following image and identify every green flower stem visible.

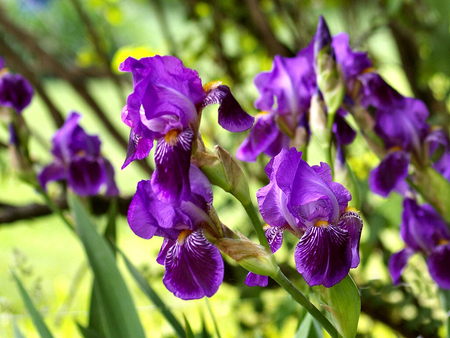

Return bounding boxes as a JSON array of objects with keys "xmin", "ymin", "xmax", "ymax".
[
  {"xmin": 240, "ymin": 184, "xmax": 337, "ymax": 337},
  {"xmin": 242, "ymin": 200, "xmax": 270, "ymax": 250},
  {"xmin": 273, "ymin": 269, "xmax": 338, "ymax": 338},
  {"xmin": 36, "ymin": 186, "xmax": 75, "ymax": 233}
]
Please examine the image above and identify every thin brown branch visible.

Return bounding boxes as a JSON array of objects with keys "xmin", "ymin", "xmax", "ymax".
[
  {"xmin": 243, "ymin": 0, "xmax": 294, "ymax": 57},
  {"xmin": 0, "ymin": 34, "xmax": 65, "ymax": 128},
  {"xmin": 0, "ymin": 5, "xmax": 153, "ymax": 176},
  {"xmin": 0, "ymin": 195, "xmax": 132, "ymax": 225},
  {"xmin": 68, "ymin": 0, "xmax": 126, "ymax": 103}
]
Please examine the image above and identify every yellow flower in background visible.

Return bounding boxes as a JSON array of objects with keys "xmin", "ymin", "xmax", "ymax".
[{"xmin": 111, "ymin": 46, "xmax": 156, "ymax": 74}]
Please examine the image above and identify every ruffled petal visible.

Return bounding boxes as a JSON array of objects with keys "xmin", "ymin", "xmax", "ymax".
[
  {"xmin": 236, "ymin": 113, "xmax": 280, "ymax": 162},
  {"xmin": 332, "ymin": 33, "xmax": 372, "ymax": 81},
  {"xmin": 254, "ymin": 54, "xmax": 315, "ymax": 115},
  {"xmin": 427, "ymin": 244, "xmax": 450, "ymax": 289},
  {"xmin": 245, "ymin": 272, "xmax": 268, "ymax": 287},
  {"xmin": 188, "ymin": 165, "xmax": 214, "ymax": 205},
  {"xmin": 163, "ymin": 230, "xmax": 224, "ymax": 300},
  {"xmin": 152, "ymin": 128, "xmax": 193, "ymax": 204},
  {"xmin": 277, "ymin": 149, "xmax": 341, "ymax": 226},
  {"xmin": 102, "ymin": 158, "xmax": 119, "ymax": 196},
  {"xmin": 38, "ymin": 162, "xmax": 66, "ymax": 191},
  {"xmin": 202, "ymin": 84, "xmax": 254, "ymax": 132},
  {"xmin": 265, "ymin": 225, "xmax": 285, "ymax": 253},
  {"xmin": 51, "ymin": 112, "xmax": 82, "ymax": 161},
  {"xmin": 295, "ymin": 225, "xmax": 351, "ymax": 287},
  {"xmin": 388, "ymin": 248, "xmax": 414, "ymax": 285},
  {"xmin": 67, "ymin": 156, "xmax": 105, "ymax": 196},
  {"xmin": 368, "ymin": 151, "xmax": 410, "ymax": 197},
  {"xmin": 127, "ymin": 180, "xmax": 181, "ymax": 239},
  {"xmin": 122, "ymin": 129, "xmax": 154, "ymax": 169},
  {"xmin": 157, "ymin": 238, "xmax": 175, "ymax": 265},
  {"xmin": 0, "ymin": 73, "xmax": 34, "ymax": 113},
  {"xmin": 399, "ymin": 198, "xmax": 450, "ymax": 252},
  {"xmin": 337, "ymin": 209, "xmax": 363, "ymax": 268},
  {"xmin": 263, "ymin": 131, "xmax": 290, "ymax": 158},
  {"xmin": 257, "ymin": 181, "xmax": 289, "ymax": 228}
]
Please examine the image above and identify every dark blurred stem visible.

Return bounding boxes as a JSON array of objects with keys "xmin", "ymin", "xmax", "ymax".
[
  {"xmin": 0, "ymin": 6, "xmax": 153, "ymax": 176},
  {"xmin": 68, "ymin": 0, "xmax": 126, "ymax": 103},
  {"xmin": 273, "ymin": 269, "xmax": 338, "ymax": 338},
  {"xmin": 0, "ymin": 32, "xmax": 65, "ymax": 128},
  {"xmin": 150, "ymin": 0, "xmax": 177, "ymax": 56},
  {"xmin": 242, "ymin": 200, "xmax": 270, "ymax": 250}
]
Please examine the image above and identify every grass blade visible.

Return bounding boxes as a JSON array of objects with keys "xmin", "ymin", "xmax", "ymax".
[
  {"xmin": 118, "ymin": 248, "xmax": 186, "ymax": 338},
  {"xmin": 68, "ymin": 193, "xmax": 146, "ymax": 338},
  {"xmin": 12, "ymin": 272, "xmax": 54, "ymax": 338}
]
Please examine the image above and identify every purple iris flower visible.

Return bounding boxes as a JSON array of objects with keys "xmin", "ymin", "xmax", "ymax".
[
  {"xmin": 425, "ymin": 128, "xmax": 450, "ymax": 182},
  {"xmin": 254, "ymin": 148, "xmax": 363, "ymax": 287},
  {"xmin": 236, "ymin": 17, "xmax": 369, "ymax": 162},
  {"xmin": 127, "ymin": 165, "xmax": 224, "ymax": 300},
  {"xmin": 360, "ymin": 72, "xmax": 430, "ymax": 197},
  {"xmin": 0, "ymin": 57, "xmax": 34, "ymax": 113},
  {"xmin": 120, "ymin": 55, "xmax": 254, "ymax": 205},
  {"xmin": 389, "ymin": 198, "xmax": 450, "ymax": 289},
  {"xmin": 38, "ymin": 112, "xmax": 119, "ymax": 196}
]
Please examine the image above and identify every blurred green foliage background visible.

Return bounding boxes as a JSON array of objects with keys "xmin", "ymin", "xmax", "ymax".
[{"xmin": 1, "ymin": 0, "xmax": 450, "ymax": 337}]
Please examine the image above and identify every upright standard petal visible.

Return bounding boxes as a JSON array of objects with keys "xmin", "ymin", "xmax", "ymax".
[
  {"xmin": 295, "ymin": 225, "xmax": 351, "ymax": 287},
  {"xmin": 332, "ymin": 33, "xmax": 372, "ymax": 82},
  {"xmin": 254, "ymin": 54, "xmax": 315, "ymax": 116},
  {"xmin": 163, "ymin": 229, "xmax": 224, "ymax": 300}
]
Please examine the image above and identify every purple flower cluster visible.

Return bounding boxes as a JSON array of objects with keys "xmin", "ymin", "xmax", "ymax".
[
  {"xmin": 39, "ymin": 112, "xmax": 119, "ymax": 196},
  {"xmin": 122, "ymin": 55, "xmax": 255, "ymax": 299},
  {"xmin": 389, "ymin": 198, "xmax": 450, "ymax": 289},
  {"xmin": 236, "ymin": 17, "xmax": 369, "ymax": 162},
  {"xmin": 128, "ymin": 165, "xmax": 224, "ymax": 300},
  {"xmin": 360, "ymin": 72, "xmax": 430, "ymax": 197},
  {"xmin": 120, "ymin": 55, "xmax": 254, "ymax": 205},
  {"xmin": 255, "ymin": 148, "xmax": 363, "ymax": 287},
  {"xmin": 0, "ymin": 57, "xmax": 34, "ymax": 113}
]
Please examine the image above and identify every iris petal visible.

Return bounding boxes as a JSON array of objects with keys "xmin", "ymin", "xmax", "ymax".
[
  {"xmin": 38, "ymin": 162, "xmax": 66, "ymax": 192},
  {"xmin": 257, "ymin": 182, "xmax": 289, "ymax": 228},
  {"xmin": 122, "ymin": 129, "xmax": 153, "ymax": 169},
  {"xmin": 152, "ymin": 128, "xmax": 193, "ymax": 204},
  {"xmin": 265, "ymin": 226, "xmax": 285, "ymax": 253},
  {"xmin": 295, "ymin": 226, "xmax": 351, "ymax": 287},
  {"xmin": 427, "ymin": 244, "xmax": 450, "ymax": 289},
  {"xmin": 202, "ymin": 84, "xmax": 254, "ymax": 132},
  {"xmin": 368, "ymin": 151, "xmax": 410, "ymax": 197},
  {"xmin": 163, "ymin": 230, "xmax": 224, "ymax": 300},
  {"xmin": 388, "ymin": 248, "xmax": 414, "ymax": 285},
  {"xmin": 338, "ymin": 210, "xmax": 363, "ymax": 268},
  {"xmin": 245, "ymin": 272, "xmax": 268, "ymax": 287},
  {"xmin": 68, "ymin": 156, "xmax": 105, "ymax": 196},
  {"xmin": 236, "ymin": 113, "xmax": 280, "ymax": 162},
  {"xmin": 127, "ymin": 180, "xmax": 180, "ymax": 239}
]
